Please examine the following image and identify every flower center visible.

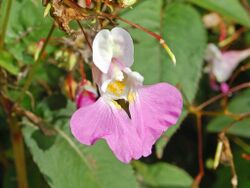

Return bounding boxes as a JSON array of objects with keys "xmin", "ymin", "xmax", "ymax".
[{"xmin": 107, "ymin": 80, "xmax": 126, "ymax": 96}]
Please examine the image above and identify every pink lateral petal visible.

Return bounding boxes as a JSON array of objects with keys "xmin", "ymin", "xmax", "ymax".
[
  {"xmin": 222, "ymin": 48, "xmax": 250, "ymax": 69},
  {"xmin": 70, "ymin": 97, "xmax": 142, "ymax": 163},
  {"xmin": 129, "ymin": 83, "xmax": 183, "ymax": 157},
  {"xmin": 70, "ymin": 98, "xmax": 113, "ymax": 145},
  {"xmin": 214, "ymin": 48, "xmax": 250, "ymax": 82},
  {"xmin": 104, "ymin": 109, "xmax": 143, "ymax": 163}
]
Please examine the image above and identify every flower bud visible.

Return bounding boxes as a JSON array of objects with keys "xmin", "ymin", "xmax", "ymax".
[
  {"xmin": 119, "ymin": 0, "xmax": 137, "ymax": 7},
  {"xmin": 75, "ymin": 81, "xmax": 98, "ymax": 109}
]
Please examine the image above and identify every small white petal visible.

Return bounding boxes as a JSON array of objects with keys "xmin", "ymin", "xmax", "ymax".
[
  {"xmin": 114, "ymin": 70, "xmax": 124, "ymax": 81},
  {"xmin": 130, "ymin": 71, "xmax": 144, "ymax": 84},
  {"xmin": 124, "ymin": 68, "xmax": 144, "ymax": 86},
  {"xmin": 93, "ymin": 29, "xmax": 113, "ymax": 73},
  {"xmin": 110, "ymin": 64, "xmax": 124, "ymax": 81},
  {"xmin": 101, "ymin": 77, "xmax": 112, "ymax": 93},
  {"xmin": 212, "ymin": 59, "xmax": 228, "ymax": 82}
]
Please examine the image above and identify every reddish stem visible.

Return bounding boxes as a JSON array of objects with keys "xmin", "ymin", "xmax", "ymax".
[
  {"xmin": 219, "ymin": 21, "xmax": 227, "ymax": 42},
  {"xmin": 229, "ymin": 63, "xmax": 250, "ymax": 85},
  {"xmin": 197, "ymin": 82, "xmax": 250, "ymax": 110},
  {"xmin": 77, "ymin": 20, "xmax": 93, "ymax": 51},
  {"xmin": 8, "ymin": 116, "xmax": 28, "ymax": 188},
  {"xmin": 79, "ymin": 60, "xmax": 87, "ymax": 84},
  {"xmin": 221, "ymin": 27, "xmax": 246, "ymax": 50},
  {"xmin": 0, "ymin": 94, "xmax": 28, "ymax": 188},
  {"xmin": 66, "ymin": 73, "xmax": 75, "ymax": 100},
  {"xmin": 192, "ymin": 114, "xmax": 204, "ymax": 188}
]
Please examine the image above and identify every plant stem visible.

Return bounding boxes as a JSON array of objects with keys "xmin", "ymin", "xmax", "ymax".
[
  {"xmin": 17, "ymin": 23, "xmax": 55, "ymax": 104},
  {"xmin": 0, "ymin": 93, "xmax": 28, "ymax": 188},
  {"xmin": 232, "ymin": 137, "xmax": 250, "ymax": 153},
  {"xmin": 229, "ymin": 63, "xmax": 250, "ymax": 85},
  {"xmin": 8, "ymin": 115, "xmax": 28, "ymax": 188},
  {"xmin": 0, "ymin": 0, "xmax": 12, "ymax": 49},
  {"xmin": 218, "ymin": 133, "xmax": 238, "ymax": 188},
  {"xmin": 192, "ymin": 113, "xmax": 204, "ymax": 188},
  {"xmin": 197, "ymin": 82, "xmax": 250, "ymax": 110},
  {"xmin": 77, "ymin": 20, "xmax": 92, "ymax": 51},
  {"xmin": 95, "ymin": 0, "xmax": 102, "ymax": 12}
]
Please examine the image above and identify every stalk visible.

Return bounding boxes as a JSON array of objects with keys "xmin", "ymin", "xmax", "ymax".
[{"xmin": 0, "ymin": 0, "xmax": 12, "ymax": 48}]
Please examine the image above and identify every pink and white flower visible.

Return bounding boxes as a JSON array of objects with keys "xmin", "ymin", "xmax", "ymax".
[
  {"xmin": 70, "ymin": 27, "xmax": 183, "ymax": 163},
  {"xmin": 205, "ymin": 43, "xmax": 250, "ymax": 83}
]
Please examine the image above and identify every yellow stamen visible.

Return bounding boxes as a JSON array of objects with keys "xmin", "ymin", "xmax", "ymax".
[
  {"xmin": 128, "ymin": 92, "xmax": 136, "ymax": 103},
  {"xmin": 107, "ymin": 81, "xmax": 126, "ymax": 96},
  {"xmin": 112, "ymin": 101, "xmax": 122, "ymax": 109}
]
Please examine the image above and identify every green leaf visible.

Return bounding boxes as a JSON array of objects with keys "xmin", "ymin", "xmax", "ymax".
[
  {"xmin": 22, "ymin": 102, "xmax": 138, "ymax": 188},
  {"xmin": 134, "ymin": 161, "xmax": 193, "ymax": 188},
  {"xmin": 190, "ymin": 0, "xmax": 250, "ymax": 27},
  {"xmin": 207, "ymin": 89, "xmax": 250, "ymax": 138},
  {"xmin": 121, "ymin": 1, "xmax": 206, "ymax": 155},
  {"xmin": 3, "ymin": 0, "xmax": 62, "ymax": 63},
  {"xmin": 3, "ymin": 0, "xmax": 47, "ymax": 62},
  {"xmin": 0, "ymin": 50, "xmax": 19, "ymax": 75},
  {"xmin": 161, "ymin": 3, "xmax": 206, "ymax": 101},
  {"xmin": 121, "ymin": 0, "xmax": 163, "ymax": 84}
]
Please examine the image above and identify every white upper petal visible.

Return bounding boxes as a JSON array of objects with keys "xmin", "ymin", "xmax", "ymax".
[
  {"xmin": 111, "ymin": 27, "xmax": 134, "ymax": 68},
  {"xmin": 93, "ymin": 29, "xmax": 113, "ymax": 73},
  {"xmin": 204, "ymin": 43, "xmax": 222, "ymax": 62},
  {"xmin": 212, "ymin": 59, "xmax": 229, "ymax": 82},
  {"xmin": 93, "ymin": 27, "xmax": 134, "ymax": 74}
]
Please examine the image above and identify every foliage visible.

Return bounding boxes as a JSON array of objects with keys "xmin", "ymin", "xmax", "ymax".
[{"xmin": 207, "ymin": 89, "xmax": 250, "ymax": 138}]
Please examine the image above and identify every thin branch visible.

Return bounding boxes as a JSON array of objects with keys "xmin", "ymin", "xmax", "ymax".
[
  {"xmin": 222, "ymin": 112, "xmax": 250, "ymax": 134},
  {"xmin": 229, "ymin": 63, "xmax": 250, "ymax": 85},
  {"xmin": 0, "ymin": 0, "xmax": 12, "ymax": 48},
  {"xmin": 0, "ymin": 93, "xmax": 28, "ymax": 188},
  {"xmin": 17, "ymin": 23, "xmax": 55, "ymax": 104},
  {"xmin": 219, "ymin": 27, "xmax": 246, "ymax": 49},
  {"xmin": 7, "ymin": 116, "xmax": 28, "ymax": 188},
  {"xmin": 231, "ymin": 137, "xmax": 250, "ymax": 153},
  {"xmin": 200, "ymin": 111, "xmax": 224, "ymax": 117},
  {"xmin": 77, "ymin": 20, "xmax": 93, "ymax": 51},
  {"xmin": 218, "ymin": 133, "xmax": 238, "ymax": 188},
  {"xmin": 197, "ymin": 82, "xmax": 250, "ymax": 110},
  {"xmin": 192, "ymin": 113, "xmax": 204, "ymax": 188},
  {"xmin": 241, "ymin": 0, "xmax": 250, "ymax": 16}
]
